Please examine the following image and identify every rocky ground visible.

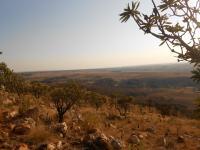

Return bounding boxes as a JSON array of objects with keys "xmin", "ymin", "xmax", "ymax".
[{"xmin": 0, "ymin": 91, "xmax": 200, "ymax": 150}]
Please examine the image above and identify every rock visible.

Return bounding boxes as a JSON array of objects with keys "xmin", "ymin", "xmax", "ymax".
[
  {"xmin": 2, "ymin": 98, "xmax": 13, "ymax": 105},
  {"xmin": 109, "ymin": 123, "xmax": 117, "ymax": 129},
  {"xmin": 138, "ymin": 132, "xmax": 148, "ymax": 139},
  {"xmin": 3, "ymin": 110, "xmax": 18, "ymax": 120},
  {"xmin": 146, "ymin": 127, "xmax": 156, "ymax": 134},
  {"xmin": 110, "ymin": 136, "xmax": 123, "ymax": 150},
  {"xmin": 128, "ymin": 135, "xmax": 140, "ymax": 144},
  {"xmin": 53, "ymin": 122, "xmax": 68, "ymax": 134},
  {"xmin": 56, "ymin": 141, "xmax": 62, "ymax": 149},
  {"xmin": 177, "ymin": 136, "xmax": 185, "ymax": 143},
  {"xmin": 36, "ymin": 143, "xmax": 47, "ymax": 150},
  {"xmin": 138, "ymin": 134, "xmax": 144, "ymax": 139},
  {"xmin": 94, "ymin": 136, "xmax": 111, "ymax": 150},
  {"xmin": 0, "ymin": 142, "xmax": 13, "ymax": 149},
  {"xmin": 0, "ymin": 131, "xmax": 8, "ymax": 143},
  {"xmin": 16, "ymin": 143, "xmax": 29, "ymax": 150},
  {"xmin": 23, "ymin": 118, "xmax": 36, "ymax": 128},
  {"xmin": 47, "ymin": 143, "xmax": 55, "ymax": 150},
  {"xmin": 163, "ymin": 137, "xmax": 167, "ymax": 147},
  {"xmin": 22, "ymin": 107, "xmax": 39, "ymax": 120},
  {"xmin": 13, "ymin": 124, "xmax": 31, "ymax": 135},
  {"xmin": 87, "ymin": 128, "xmax": 100, "ymax": 134},
  {"xmin": 83, "ymin": 132, "xmax": 112, "ymax": 150}
]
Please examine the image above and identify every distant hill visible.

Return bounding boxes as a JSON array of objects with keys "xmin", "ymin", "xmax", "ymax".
[
  {"xmin": 106, "ymin": 63, "xmax": 193, "ymax": 73},
  {"xmin": 20, "ymin": 63, "xmax": 193, "ymax": 83}
]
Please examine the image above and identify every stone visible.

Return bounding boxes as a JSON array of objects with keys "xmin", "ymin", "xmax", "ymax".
[
  {"xmin": 110, "ymin": 136, "xmax": 123, "ymax": 150},
  {"xmin": 87, "ymin": 128, "xmax": 100, "ymax": 134},
  {"xmin": 22, "ymin": 107, "xmax": 39, "ymax": 121},
  {"xmin": 109, "ymin": 123, "xmax": 117, "ymax": 129},
  {"xmin": 13, "ymin": 124, "xmax": 31, "ymax": 135},
  {"xmin": 53, "ymin": 122, "xmax": 68, "ymax": 134},
  {"xmin": 36, "ymin": 143, "xmax": 47, "ymax": 150},
  {"xmin": 2, "ymin": 98, "xmax": 13, "ymax": 105},
  {"xmin": 23, "ymin": 118, "xmax": 36, "ymax": 128},
  {"xmin": 56, "ymin": 141, "xmax": 62, "ymax": 149},
  {"xmin": 3, "ymin": 110, "xmax": 18, "ymax": 120},
  {"xmin": 163, "ymin": 137, "xmax": 167, "ymax": 147},
  {"xmin": 47, "ymin": 143, "xmax": 55, "ymax": 150},
  {"xmin": 128, "ymin": 135, "xmax": 140, "ymax": 144},
  {"xmin": 177, "ymin": 136, "xmax": 185, "ymax": 143},
  {"xmin": 83, "ymin": 132, "xmax": 111, "ymax": 150},
  {"xmin": 146, "ymin": 127, "xmax": 155, "ymax": 134},
  {"xmin": 16, "ymin": 143, "xmax": 29, "ymax": 150},
  {"xmin": 94, "ymin": 136, "xmax": 111, "ymax": 150},
  {"xmin": 138, "ymin": 132, "xmax": 148, "ymax": 139}
]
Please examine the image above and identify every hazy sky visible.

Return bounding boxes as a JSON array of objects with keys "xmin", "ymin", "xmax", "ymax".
[{"xmin": 0, "ymin": 0, "xmax": 178, "ymax": 72}]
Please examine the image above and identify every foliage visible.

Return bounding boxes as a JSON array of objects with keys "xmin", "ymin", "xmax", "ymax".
[
  {"xmin": 51, "ymin": 81, "xmax": 83, "ymax": 122},
  {"xmin": 120, "ymin": 0, "xmax": 200, "ymax": 78},
  {"xmin": 115, "ymin": 95, "xmax": 134, "ymax": 117},
  {"xmin": 0, "ymin": 63, "xmax": 28, "ymax": 96},
  {"xmin": 29, "ymin": 81, "xmax": 48, "ymax": 99},
  {"xmin": 194, "ymin": 97, "xmax": 200, "ymax": 118},
  {"xmin": 18, "ymin": 95, "xmax": 32, "ymax": 115},
  {"xmin": 87, "ymin": 91, "xmax": 106, "ymax": 111}
]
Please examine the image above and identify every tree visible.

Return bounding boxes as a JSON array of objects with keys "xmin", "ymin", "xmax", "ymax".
[
  {"xmin": 87, "ymin": 91, "xmax": 106, "ymax": 111},
  {"xmin": 29, "ymin": 81, "xmax": 48, "ymax": 99},
  {"xmin": 120, "ymin": 0, "xmax": 200, "ymax": 79},
  {"xmin": 51, "ymin": 81, "xmax": 83, "ymax": 123},
  {"xmin": 115, "ymin": 96, "xmax": 134, "ymax": 118},
  {"xmin": 0, "ymin": 62, "xmax": 27, "ymax": 96}
]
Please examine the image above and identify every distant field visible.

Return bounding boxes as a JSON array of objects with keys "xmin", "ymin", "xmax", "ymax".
[{"xmin": 20, "ymin": 63, "xmax": 192, "ymax": 81}]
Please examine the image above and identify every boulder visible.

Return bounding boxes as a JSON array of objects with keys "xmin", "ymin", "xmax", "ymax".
[{"xmin": 128, "ymin": 135, "xmax": 140, "ymax": 144}]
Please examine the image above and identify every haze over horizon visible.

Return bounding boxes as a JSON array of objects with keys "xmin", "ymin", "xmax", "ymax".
[{"xmin": 0, "ymin": 0, "xmax": 178, "ymax": 72}]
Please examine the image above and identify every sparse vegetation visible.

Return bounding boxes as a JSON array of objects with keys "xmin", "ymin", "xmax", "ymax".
[{"xmin": 50, "ymin": 81, "xmax": 83, "ymax": 123}]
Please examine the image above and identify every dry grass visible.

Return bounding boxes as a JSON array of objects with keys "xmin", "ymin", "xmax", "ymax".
[{"xmin": 26, "ymin": 125, "xmax": 54, "ymax": 144}]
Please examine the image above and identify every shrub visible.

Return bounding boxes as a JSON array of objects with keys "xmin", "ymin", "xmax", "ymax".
[
  {"xmin": 87, "ymin": 91, "xmax": 106, "ymax": 111},
  {"xmin": 194, "ymin": 97, "xmax": 200, "ymax": 119},
  {"xmin": 51, "ymin": 81, "xmax": 83, "ymax": 123},
  {"xmin": 29, "ymin": 81, "xmax": 49, "ymax": 99},
  {"xmin": 26, "ymin": 125, "xmax": 53, "ymax": 144},
  {"xmin": 115, "ymin": 96, "xmax": 134, "ymax": 118},
  {"xmin": 81, "ymin": 112, "xmax": 101, "ymax": 131},
  {"xmin": 18, "ymin": 95, "xmax": 32, "ymax": 115}
]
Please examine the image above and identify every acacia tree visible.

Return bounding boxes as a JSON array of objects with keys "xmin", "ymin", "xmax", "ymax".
[
  {"xmin": 120, "ymin": 0, "xmax": 200, "ymax": 80},
  {"xmin": 51, "ymin": 81, "xmax": 83, "ymax": 123}
]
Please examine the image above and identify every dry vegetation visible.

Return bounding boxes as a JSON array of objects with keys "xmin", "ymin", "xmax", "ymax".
[{"xmin": 0, "ymin": 89, "xmax": 200, "ymax": 150}]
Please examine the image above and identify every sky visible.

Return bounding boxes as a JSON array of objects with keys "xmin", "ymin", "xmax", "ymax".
[{"xmin": 0, "ymin": 0, "xmax": 178, "ymax": 72}]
